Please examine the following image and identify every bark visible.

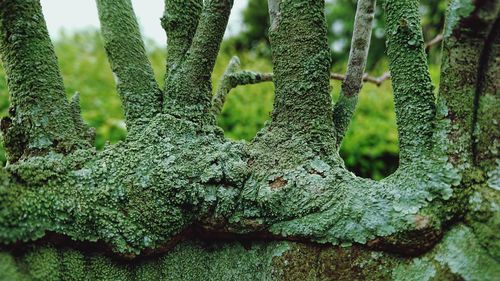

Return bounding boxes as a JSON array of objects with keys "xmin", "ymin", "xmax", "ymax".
[
  {"xmin": 96, "ymin": 0, "xmax": 162, "ymax": 129},
  {"xmin": 0, "ymin": 0, "xmax": 498, "ymax": 280},
  {"xmin": 332, "ymin": 0, "xmax": 376, "ymax": 146},
  {"xmin": 163, "ymin": 0, "xmax": 233, "ymax": 124},
  {"xmin": 0, "ymin": 0, "xmax": 89, "ymax": 162}
]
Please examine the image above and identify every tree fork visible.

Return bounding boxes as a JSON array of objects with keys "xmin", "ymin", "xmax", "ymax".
[
  {"xmin": 161, "ymin": 0, "xmax": 203, "ymax": 77},
  {"xmin": 163, "ymin": 0, "xmax": 233, "ymax": 124},
  {"xmin": 0, "ymin": 0, "xmax": 87, "ymax": 162},
  {"xmin": 96, "ymin": 0, "xmax": 162, "ymax": 129}
]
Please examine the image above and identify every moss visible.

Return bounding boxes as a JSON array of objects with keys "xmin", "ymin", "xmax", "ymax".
[
  {"xmin": 23, "ymin": 246, "xmax": 60, "ymax": 281},
  {"xmin": 0, "ymin": 225, "xmax": 497, "ymax": 280},
  {"xmin": 0, "ymin": 0, "xmax": 498, "ymax": 280},
  {"xmin": 163, "ymin": 0, "xmax": 233, "ymax": 125},
  {"xmin": 0, "ymin": 240, "xmax": 292, "ymax": 281},
  {"xmin": 162, "ymin": 0, "xmax": 203, "ymax": 74},
  {"xmin": 0, "ymin": 252, "xmax": 28, "ymax": 281},
  {"xmin": 267, "ymin": 0, "xmax": 333, "ymax": 134},
  {"xmin": 60, "ymin": 250, "xmax": 87, "ymax": 281},
  {"xmin": 438, "ymin": 0, "xmax": 499, "ymax": 168},
  {"xmin": 0, "ymin": 109, "xmax": 463, "ymax": 255}
]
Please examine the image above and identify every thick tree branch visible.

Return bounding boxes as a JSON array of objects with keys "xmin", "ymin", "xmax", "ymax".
[
  {"xmin": 163, "ymin": 0, "xmax": 233, "ymax": 124},
  {"xmin": 438, "ymin": 0, "xmax": 499, "ymax": 168},
  {"xmin": 384, "ymin": 0, "xmax": 436, "ymax": 165},
  {"xmin": 0, "ymin": 0, "xmax": 86, "ymax": 162},
  {"xmin": 96, "ymin": 0, "xmax": 161, "ymax": 129},
  {"xmin": 332, "ymin": 0, "xmax": 376, "ymax": 146},
  {"xmin": 162, "ymin": 0, "xmax": 203, "ymax": 76},
  {"xmin": 267, "ymin": 0, "xmax": 333, "ymax": 135}
]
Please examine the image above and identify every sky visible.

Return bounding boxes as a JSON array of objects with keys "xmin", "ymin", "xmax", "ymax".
[{"xmin": 40, "ymin": 0, "xmax": 248, "ymax": 45}]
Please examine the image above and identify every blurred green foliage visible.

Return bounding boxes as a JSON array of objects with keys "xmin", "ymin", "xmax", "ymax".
[{"xmin": 0, "ymin": 0, "xmax": 444, "ymax": 179}]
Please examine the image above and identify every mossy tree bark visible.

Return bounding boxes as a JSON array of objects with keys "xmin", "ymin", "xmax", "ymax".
[{"xmin": 0, "ymin": 0, "xmax": 498, "ymax": 280}]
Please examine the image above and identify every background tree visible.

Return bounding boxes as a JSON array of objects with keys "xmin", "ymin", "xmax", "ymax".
[{"xmin": 0, "ymin": 0, "xmax": 498, "ymax": 280}]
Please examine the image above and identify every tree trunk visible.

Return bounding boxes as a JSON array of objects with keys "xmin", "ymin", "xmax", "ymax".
[{"xmin": 0, "ymin": 0, "xmax": 498, "ymax": 280}]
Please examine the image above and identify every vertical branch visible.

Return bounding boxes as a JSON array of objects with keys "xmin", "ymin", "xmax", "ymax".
[
  {"xmin": 384, "ymin": 0, "xmax": 436, "ymax": 165},
  {"xmin": 96, "ymin": 0, "xmax": 161, "ymax": 128},
  {"xmin": 162, "ymin": 0, "xmax": 203, "ymax": 76},
  {"xmin": 267, "ymin": 0, "xmax": 333, "ymax": 134},
  {"xmin": 163, "ymin": 0, "xmax": 233, "ymax": 123},
  {"xmin": 438, "ymin": 0, "xmax": 499, "ymax": 168},
  {"xmin": 0, "ymin": 0, "xmax": 83, "ymax": 162},
  {"xmin": 332, "ymin": 0, "xmax": 376, "ymax": 146}
]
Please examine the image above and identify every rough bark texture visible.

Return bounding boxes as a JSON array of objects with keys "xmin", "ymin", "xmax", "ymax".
[
  {"xmin": 0, "ymin": 0, "xmax": 89, "ymax": 162},
  {"xmin": 0, "ymin": 0, "xmax": 498, "ymax": 280},
  {"xmin": 96, "ymin": 0, "xmax": 162, "ymax": 129}
]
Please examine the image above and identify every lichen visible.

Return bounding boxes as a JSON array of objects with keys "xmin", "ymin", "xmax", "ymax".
[
  {"xmin": 443, "ymin": 0, "xmax": 475, "ymax": 37},
  {"xmin": 0, "ymin": 0, "xmax": 498, "ymax": 280},
  {"xmin": 392, "ymin": 258, "xmax": 436, "ymax": 281},
  {"xmin": 434, "ymin": 225, "xmax": 500, "ymax": 281}
]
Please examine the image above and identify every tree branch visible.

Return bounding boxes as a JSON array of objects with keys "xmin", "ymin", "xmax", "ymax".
[
  {"xmin": 425, "ymin": 33, "xmax": 443, "ymax": 51},
  {"xmin": 384, "ymin": 0, "xmax": 436, "ymax": 165},
  {"xmin": 162, "ymin": 0, "xmax": 203, "ymax": 76},
  {"xmin": 211, "ymin": 56, "xmax": 272, "ymax": 116},
  {"xmin": 0, "ymin": 0, "xmax": 86, "ymax": 162},
  {"xmin": 210, "ymin": 30, "xmax": 441, "ymax": 120},
  {"xmin": 438, "ymin": 1, "xmax": 499, "ymax": 168},
  {"xmin": 211, "ymin": 68, "xmax": 391, "ymax": 118},
  {"xmin": 163, "ymin": 0, "xmax": 233, "ymax": 124},
  {"xmin": 332, "ymin": 0, "xmax": 376, "ymax": 146},
  {"xmin": 266, "ymin": 0, "xmax": 333, "ymax": 134},
  {"xmin": 96, "ymin": 0, "xmax": 161, "ymax": 128}
]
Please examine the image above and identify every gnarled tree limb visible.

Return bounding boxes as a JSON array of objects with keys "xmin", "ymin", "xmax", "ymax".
[
  {"xmin": 96, "ymin": 0, "xmax": 162, "ymax": 129},
  {"xmin": 332, "ymin": 0, "xmax": 376, "ymax": 146},
  {"xmin": 0, "ymin": 0, "xmax": 86, "ymax": 162}
]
